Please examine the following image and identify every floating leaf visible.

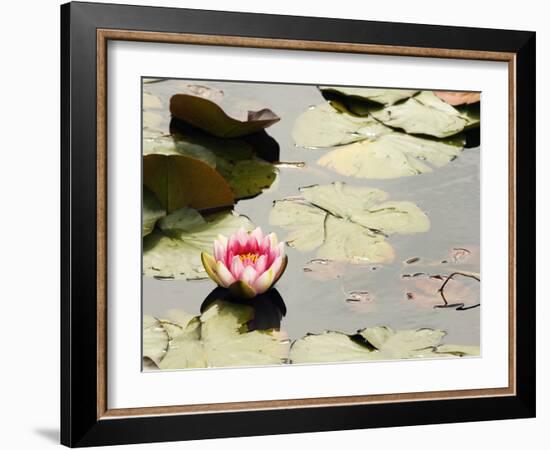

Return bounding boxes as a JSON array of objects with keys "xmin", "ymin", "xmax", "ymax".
[
  {"xmin": 320, "ymin": 86, "xmax": 419, "ymax": 108},
  {"xmin": 143, "ymin": 209, "xmax": 253, "ymax": 280},
  {"xmin": 142, "ymin": 316, "xmax": 168, "ymax": 365},
  {"xmin": 434, "ymin": 344, "xmax": 480, "ymax": 357},
  {"xmin": 143, "ymin": 187, "xmax": 166, "ymax": 236},
  {"xmin": 269, "ymin": 199, "xmax": 326, "ymax": 252},
  {"xmin": 143, "ymin": 111, "xmax": 164, "ymax": 133},
  {"xmin": 456, "ymin": 103, "xmax": 481, "ymax": 129},
  {"xmin": 201, "ymin": 288, "xmax": 287, "ymax": 332},
  {"xmin": 435, "ymin": 91, "xmax": 480, "ymax": 106},
  {"xmin": 144, "ymin": 129, "xmax": 277, "ymax": 200},
  {"xmin": 292, "ymin": 103, "xmax": 387, "ymax": 148},
  {"xmin": 303, "ymin": 259, "xmax": 348, "ymax": 281},
  {"xmin": 143, "ymin": 92, "xmax": 163, "ymax": 109},
  {"xmin": 317, "ymin": 132, "xmax": 463, "ymax": 179},
  {"xmin": 270, "ymin": 182, "xmax": 429, "ymax": 263},
  {"xmin": 172, "ymin": 83, "xmax": 224, "ymax": 103},
  {"xmin": 157, "ymin": 301, "xmax": 290, "ymax": 369},
  {"xmin": 290, "ymin": 326, "xmax": 479, "ymax": 364},
  {"xmin": 170, "ymin": 94, "xmax": 280, "ymax": 138},
  {"xmin": 403, "ymin": 272, "xmax": 480, "ymax": 310},
  {"xmin": 371, "ymin": 91, "xmax": 468, "ymax": 138},
  {"xmin": 143, "ymin": 152, "xmax": 234, "ymax": 213},
  {"xmin": 218, "ymin": 158, "xmax": 278, "ymax": 199}
]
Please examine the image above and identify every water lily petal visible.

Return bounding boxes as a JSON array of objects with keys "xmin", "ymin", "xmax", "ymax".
[
  {"xmin": 268, "ymin": 254, "xmax": 284, "ymax": 278},
  {"xmin": 230, "ymin": 255, "xmax": 245, "ymax": 279},
  {"xmin": 272, "ymin": 255, "xmax": 288, "ymax": 285},
  {"xmin": 214, "ymin": 239, "xmax": 227, "ymax": 262},
  {"xmin": 253, "ymin": 269, "xmax": 274, "ymax": 294},
  {"xmin": 269, "ymin": 232, "xmax": 278, "ymax": 248},
  {"xmin": 241, "ymin": 265, "xmax": 259, "ymax": 285},
  {"xmin": 259, "ymin": 235, "xmax": 271, "ymax": 253},
  {"xmin": 201, "ymin": 252, "xmax": 222, "ymax": 286},
  {"xmin": 237, "ymin": 227, "xmax": 249, "ymax": 248},
  {"xmin": 251, "ymin": 227, "xmax": 264, "ymax": 246},
  {"xmin": 254, "ymin": 254, "xmax": 268, "ymax": 274},
  {"xmin": 215, "ymin": 261, "xmax": 236, "ymax": 287},
  {"xmin": 228, "ymin": 280, "xmax": 257, "ymax": 299},
  {"xmin": 228, "ymin": 234, "xmax": 241, "ymax": 255}
]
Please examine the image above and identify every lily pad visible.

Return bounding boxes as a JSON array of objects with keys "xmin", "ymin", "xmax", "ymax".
[
  {"xmin": 143, "ymin": 111, "xmax": 164, "ymax": 133},
  {"xmin": 143, "ymin": 152, "xmax": 235, "ymax": 213},
  {"xmin": 142, "ymin": 316, "xmax": 168, "ymax": 365},
  {"xmin": 143, "ymin": 186, "xmax": 166, "ymax": 236},
  {"xmin": 290, "ymin": 326, "xmax": 479, "ymax": 364},
  {"xmin": 371, "ymin": 91, "xmax": 468, "ymax": 138},
  {"xmin": 292, "ymin": 103, "xmax": 388, "ymax": 148},
  {"xmin": 157, "ymin": 301, "xmax": 290, "ymax": 369},
  {"xmin": 402, "ymin": 272, "xmax": 480, "ymax": 310},
  {"xmin": 143, "ymin": 208, "xmax": 254, "ymax": 280},
  {"xmin": 218, "ymin": 158, "xmax": 278, "ymax": 199},
  {"xmin": 143, "ymin": 92, "xmax": 163, "ymax": 109},
  {"xmin": 269, "ymin": 182, "xmax": 429, "ymax": 263},
  {"xmin": 144, "ymin": 131, "xmax": 277, "ymax": 200},
  {"xmin": 317, "ymin": 132, "xmax": 463, "ymax": 179},
  {"xmin": 456, "ymin": 103, "xmax": 481, "ymax": 129},
  {"xmin": 320, "ymin": 86, "xmax": 419, "ymax": 108},
  {"xmin": 171, "ymin": 83, "xmax": 224, "ymax": 103},
  {"xmin": 170, "ymin": 94, "xmax": 280, "ymax": 138}
]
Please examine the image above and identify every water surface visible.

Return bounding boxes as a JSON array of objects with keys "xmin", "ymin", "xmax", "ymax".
[{"xmin": 143, "ymin": 79, "xmax": 480, "ymax": 347}]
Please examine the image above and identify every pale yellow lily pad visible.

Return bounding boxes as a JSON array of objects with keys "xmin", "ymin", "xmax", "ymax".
[
  {"xmin": 317, "ymin": 132, "xmax": 463, "ymax": 179},
  {"xmin": 290, "ymin": 326, "xmax": 479, "ymax": 364},
  {"xmin": 269, "ymin": 182, "xmax": 429, "ymax": 264}
]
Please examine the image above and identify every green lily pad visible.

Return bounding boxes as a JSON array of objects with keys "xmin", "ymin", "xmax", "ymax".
[
  {"xmin": 156, "ymin": 301, "xmax": 290, "ymax": 369},
  {"xmin": 292, "ymin": 103, "xmax": 388, "ymax": 148},
  {"xmin": 218, "ymin": 158, "xmax": 278, "ymax": 199},
  {"xmin": 170, "ymin": 94, "xmax": 280, "ymax": 138},
  {"xmin": 317, "ymin": 132, "xmax": 463, "ymax": 179},
  {"xmin": 143, "ymin": 208, "xmax": 253, "ymax": 280},
  {"xmin": 290, "ymin": 325, "xmax": 479, "ymax": 364},
  {"xmin": 143, "ymin": 186, "xmax": 166, "ymax": 236},
  {"xmin": 269, "ymin": 182, "xmax": 429, "ymax": 263},
  {"xmin": 144, "ymin": 132, "xmax": 277, "ymax": 201},
  {"xmin": 319, "ymin": 86, "xmax": 419, "ymax": 117},
  {"xmin": 371, "ymin": 91, "xmax": 469, "ymax": 138}
]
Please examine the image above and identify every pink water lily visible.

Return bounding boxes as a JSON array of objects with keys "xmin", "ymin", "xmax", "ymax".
[{"xmin": 201, "ymin": 227, "xmax": 288, "ymax": 299}]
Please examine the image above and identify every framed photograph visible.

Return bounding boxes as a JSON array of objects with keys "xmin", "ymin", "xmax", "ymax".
[{"xmin": 61, "ymin": 1, "xmax": 536, "ymax": 447}]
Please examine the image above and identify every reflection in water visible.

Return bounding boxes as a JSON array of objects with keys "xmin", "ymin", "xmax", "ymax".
[
  {"xmin": 201, "ymin": 287, "xmax": 286, "ymax": 331},
  {"xmin": 170, "ymin": 117, "xmax": 280, "ymax": 163}
]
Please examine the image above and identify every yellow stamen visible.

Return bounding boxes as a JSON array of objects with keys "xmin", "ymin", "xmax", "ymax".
[{"xmin": 239, "ymin": 253, "xmax": 259, "ymax": 264}]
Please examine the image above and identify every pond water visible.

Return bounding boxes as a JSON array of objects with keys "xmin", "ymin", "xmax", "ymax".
[{"xmin": 143, "ymin": 79, "xmax": 480, "ymax": 351}]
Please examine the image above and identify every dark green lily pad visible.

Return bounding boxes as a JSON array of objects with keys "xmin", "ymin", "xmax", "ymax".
[
  {"xmin": 143, "ymin": 186, "xmax": 166, "ymax": 236},
  {"xmin": 143, "ymin": 152, "xmax": 235, "ymax": 213},
  {"xmin": 144, "ymin": 128, "xmax": 278, "ymax": 201},
  {"xmin": 170, "ymin": 94, "xmax": 280, "ymax": 138}
]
